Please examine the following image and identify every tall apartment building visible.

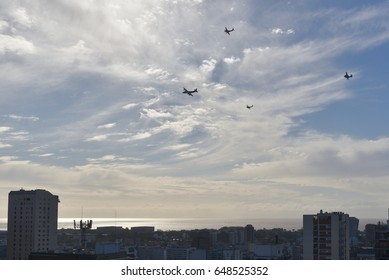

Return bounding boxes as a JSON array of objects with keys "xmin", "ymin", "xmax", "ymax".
[
  {"xmin": 7, "ymin": 189, "xmax": 60, "ymax": 260},
  {"xmin": 303, "ymin": 210, "xmax": 350, "ymax": 260}
]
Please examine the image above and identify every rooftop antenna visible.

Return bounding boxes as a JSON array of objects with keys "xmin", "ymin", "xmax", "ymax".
[
  {"xmin": 387, "ymin": 208, "xmax": 389, "ymax": 229},
  {"xmin": 115, "ymin": 209, "xmax": 119, "ymax": 245},
  {"xmin": 74, "ymin": 206, "xmax": 92, "ymax": 251}
]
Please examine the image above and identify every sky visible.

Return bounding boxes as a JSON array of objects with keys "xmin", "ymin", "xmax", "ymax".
[{"xmin": 1, "ymin": 0, "xmax": 389, "ymax": 220}]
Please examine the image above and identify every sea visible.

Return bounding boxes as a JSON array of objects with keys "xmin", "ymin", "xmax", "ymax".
[{"xmin": 0, "ymin": 217, "xmax": 385, "ymax": 231}]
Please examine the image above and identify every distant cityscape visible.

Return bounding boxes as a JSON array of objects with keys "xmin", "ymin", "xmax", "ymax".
[{"xmin": 1, "ymin": 188, "xmax": 388, "ymax": 260}]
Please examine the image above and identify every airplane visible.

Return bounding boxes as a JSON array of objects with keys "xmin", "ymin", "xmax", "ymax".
[
  {"xmin": 224, "ymin": 27, "xmax": 234, "ymax": 35},
  {"xmin": 344, "ymin": 72, "xmax": 353, "ymax": 80},
  {"xmin": 246, "ymin": 105, "xmax": 253, "ymax": 109},
  {"xmin": 182, "ymin": 87, "xmax": 198, "ymax": 96}
]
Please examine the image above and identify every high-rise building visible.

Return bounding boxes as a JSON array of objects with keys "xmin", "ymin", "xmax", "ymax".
[
  {"xmin": 365, "ymin": 224, "xmax": 377, "ymax": 246},
  {"xmin": 303, "ymin": 210, "xmax": 350, "ymax": 260},
  {"xmin": 348, "ymin": 217, "xmax": 359, "ymax": 246},
  {"xmin": 7, "ymin": 189, "xmax": 60, "ymax": 260},
  {"xmin": 244, "ymin": 224, "xmax": 255, "ymax": 243}
]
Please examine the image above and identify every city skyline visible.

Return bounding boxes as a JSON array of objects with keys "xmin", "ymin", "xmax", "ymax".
[{"xmin": 1, "ymin": 0, "xmax": 389, "ymax": 219}]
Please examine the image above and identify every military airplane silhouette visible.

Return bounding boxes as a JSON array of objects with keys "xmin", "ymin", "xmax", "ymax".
[
  {"xmin": 182, "ymin": 87, "xmax": 198, "ymax": 96},
  {"xmin": 224, "ymin": 27, "xmax": 234, "ymax": 35},
  {"xmin": 344, "ymin": 72, "xmax": 353, "ymax": 80},
  {"xmin": 246, "ymin": 105, "xmax": 253, "ymax": 110}
]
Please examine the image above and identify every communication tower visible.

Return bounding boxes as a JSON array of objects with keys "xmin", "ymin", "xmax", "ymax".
[{"xmin": 73, "ymin": 219, "xmax": 93, "ymax": 250}]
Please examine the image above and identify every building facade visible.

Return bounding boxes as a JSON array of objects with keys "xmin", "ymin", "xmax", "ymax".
[
  {"xmin": 166, "ymin": 246, "xmax": 206, "ymax": 260},
  {"xmin": 303, "ymin": 210, "xmax": 350, "ymax": 260},
  {"xmin": 7, "ymin": 189, "xmax": 59, "ymax": 260}
]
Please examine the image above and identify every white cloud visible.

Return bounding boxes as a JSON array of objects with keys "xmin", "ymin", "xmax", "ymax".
[
  {"xmin": 37, "ymin": 153, "xmax": 54, "ymax": 157},
  {"xmin": 0, "ymin": 156, "xmax": 18, "ymax": 162},
  {"xmin": 142, "ymin": 108, "xmax": 173, "ymax": 119},
  {"xmin": 154, "ymin": 118, "xmax": 201, "ymax": 137},
  {"xmin": 97, "ymin": 123, "xmax": 116, "ymax": 129},
  {"xmin": 224, "ymin": 56, "xmax": 241, "ymax": 65},
  {"xmin": 11, "ymin": 7, "xmax": 33, "ymax": 28},
  {"xmin": 0, "ymin": 127, "xmax": 12, "ymax": 133},
  {"xmin": 271, "ymin": 28, "xmax": 284, "ymax": 34},
  {"xmin": 0, "ymin": 34, "xmax": 35, "ymax": 55},
  {"xmin": 145, "ymin": 65, "xmax": 174, "ymax": 81},
  {"xmin": 122, "ymin": 103, "xmax": 138, "ymax": 110},
  {"xmin": 8, "ymin": 131, "xmax": 29, "ymax": 141},
  {"xmin": 210, "ymin": 83, "xmax": 228, "ymax": 90},
  {"xmin": 164, "ymin": 143, "xmax": 192, "ymax": 151},
  {"xmin": 0, "ymin": 20, "xmax": 9, "ymax": 31},
  {"xmin": 176, "ymin": 148, "xmax": 203, "ymax": 159},
  {"xmin": 130, "ymin": 132, "xmax": 152, "ymax": 141},
  {"xmin": 200, "ymin": 58, "xmax": 217, "ymax": 73},
  {"xmin": 5, "ymin": 114, "xmax": 39, "ymax": 122},
  {"xmin": 231, "ymin": 134, "xmax": 389, "ymax": 180},
  {"xmin": 87, "ymin": 155, "xmax": 128, "ymax": 163},
  {"xmin": 85, "ymin": 135, "xmax": 108, "ymax": 142},
  {"xmin": 0, "ymin": 143, "xmax": 12, "ymax": 148},
  {"xmin": 271, "ymin": 28, "xmax": 295, "ymax": 35}
]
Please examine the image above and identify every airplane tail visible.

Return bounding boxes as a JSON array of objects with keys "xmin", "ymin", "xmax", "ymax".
[{"xmin": 194, "ymin": 88, "xmax": 198, "ymax": 92}]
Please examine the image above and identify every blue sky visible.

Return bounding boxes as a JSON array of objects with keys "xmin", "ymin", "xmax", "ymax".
[{"xmin": 1, "ymin": 0, "xmax": 389, "ymax": 220}]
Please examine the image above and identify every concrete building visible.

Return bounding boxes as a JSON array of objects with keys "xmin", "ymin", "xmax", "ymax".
[
  {"xmin": 365, "ymin": 224, "xmax": 377, "ymax": 246},
  {"xmin": 130, "ymin": 226, "xmax": 155, "ymax": 235},
  {"xmin": 245, "ymin": 224, "xmax": 255, "ymax": 243},
  {"xmin": 356, "ymin": 247, "xmax": 375, "ymax": 260},
  {"xmin": 166, "ymin": 246, "xmax": 206, "ymax": 260},
  {"xmin": 136, "ymin": 246, "xmax": 165, "ymax": 260},
  {"xmin": 0, "ymin": 230, "xmax": 6, "ymax": 259},
  {"xmin": 7, "ymin": 189, "xmax": 59, "ymax": 260},
  {"xmin": 218, "ymin": 227, "xmax": 246, "ymax": 245},
  {"xmin": 303, "ymin": 210, "xmax": 350, "ymax": 260},
  {"xmin": 374, "ymin": 210, "xmax": 389, "ymax": 260},
  {"xmin": 349, "ymin": 217, "xmax": 359, "ymax": 246},
  {"xmin": 248, "ymin": 243, "xmax": 291, "ymax": 260},
  {"xmin": 222, "ymin": 247, "xmax": 242, "ymax": 260}
]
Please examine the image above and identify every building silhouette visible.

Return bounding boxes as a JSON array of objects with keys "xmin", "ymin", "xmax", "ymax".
[
  {"xmin": 245, "ymin": 224, "xmax": 255, "ymax": 243},
  {"xmin": 349, "ymin": 217, "xmax": 359, "ymax": 246},
  {"xmin": 7, "ymin": 189, "xmax": 59, "ymax": 260},
  {"xmin": 373, "ymin": 209, "xmax": 389, "ymax": 260},
  {"xmin": 303, "ymin": 210, "xmax": 350, "ymax": 260},
  {"xmin": 365, "ymin": 224, "xmax": 377, "ymax": 246}
]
